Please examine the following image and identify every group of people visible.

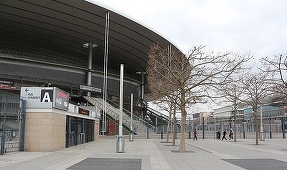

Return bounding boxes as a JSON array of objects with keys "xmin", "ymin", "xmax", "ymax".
[
  {"xmin": 192, "ymin": 128, "xmax": 234, "ymax": 141},
  {"xmin": 217, "ymin": 128, "xmax": 233, "ymax": 140}
]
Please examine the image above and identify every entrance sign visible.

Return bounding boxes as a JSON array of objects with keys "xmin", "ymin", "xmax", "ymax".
[{"xmin": 20, "ymin": 87, "xmax": 69, "ymax": 110}]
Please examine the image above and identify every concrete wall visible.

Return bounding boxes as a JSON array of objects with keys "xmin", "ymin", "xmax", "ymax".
[
  {"xmin": 24, "ymin": 111, "xmax": 66, "ymax": 152},
  {"xmin": 94, "ymin": 121, "xmax": 100, "ymax": 141},
  {"xmin": 24, "ymin": 109, "xmax": 100, "ymax": 152}
]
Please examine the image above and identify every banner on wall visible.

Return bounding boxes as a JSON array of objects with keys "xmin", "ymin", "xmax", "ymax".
[{"xmin": 20, "ymin": 87, "xmax": 69, "ymax": 111}]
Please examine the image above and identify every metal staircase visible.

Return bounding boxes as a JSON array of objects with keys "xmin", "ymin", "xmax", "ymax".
[{"xmin": 84, "ymin": 96, "xmax": 155, "ymax": 135}]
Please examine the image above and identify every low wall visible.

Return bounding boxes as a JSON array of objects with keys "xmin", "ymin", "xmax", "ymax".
[
  {"xmin": 24, "ymin": 109, "xmax": 100, "ymax": 152},
  {"xmin": 24, "ymin": 111, "xmax": 66, "ymax": 152}
]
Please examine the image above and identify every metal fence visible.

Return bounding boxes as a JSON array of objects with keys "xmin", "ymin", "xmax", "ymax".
[{"xmin": 0, "ymin": 90, "xmax": 20, "ymax": 155}]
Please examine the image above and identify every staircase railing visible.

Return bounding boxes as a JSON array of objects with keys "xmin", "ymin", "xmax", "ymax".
[{"xmin": 84, "ymin": 97, "xmax": 155, "ymax": 134}]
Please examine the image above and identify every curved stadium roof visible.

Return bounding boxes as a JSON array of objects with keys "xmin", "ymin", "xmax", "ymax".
[{"xmin": 0, "ymin": 0, "xmax": 180, "ymax": 100}]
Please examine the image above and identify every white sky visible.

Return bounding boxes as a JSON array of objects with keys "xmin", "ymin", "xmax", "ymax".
[
  {"xmin": 88, "ymin": 0, "xmax": 287, "ymax": 114},
  {"xmin": 89, "ymin": 0, "xmax": 287, "ymax": 61}
]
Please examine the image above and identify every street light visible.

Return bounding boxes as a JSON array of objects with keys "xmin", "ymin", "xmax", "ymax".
[
  {"xmin": 146, "ymin": 115, "xmax": 151, "ymax": 139},
  {"xmin": 260, "ymin": 104, "xmax": 264, "ymax": 141},
  {"xmin": 129, "ymin": 93, "xmax": 134, "ymax": 142},
  {"xmin": 136, "ymin": 72, "xmax": 146, "ymax": 121},
  {"xmin": 116, "ymin": 64, "xmax": 125, "ymax": 153}
]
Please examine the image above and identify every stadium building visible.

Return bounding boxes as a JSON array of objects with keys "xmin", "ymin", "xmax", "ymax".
[{"xmin": 0, "ymin": 0, "xmax": 179, "ymax": 152}]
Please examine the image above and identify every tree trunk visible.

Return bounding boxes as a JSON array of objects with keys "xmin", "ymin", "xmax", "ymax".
[
  {"xmin": 172, "ymin": 102, "xmax": 176, "ymax": 146},
  {"xmin": 234, "ymin": 112, "xmax": 237, "ymax": 142},
  {"xmin": 179, "ymin": 108, "xmax": 186, "ymax": 152},
  {"xmin": 166, "ymin": 107, "xmax": 172, "ymax": 142},
  {"xmin": 179, "ymin": 90, "xmax": 187, "ymax": 152},
  {"xmin": 233, "ymin": 104, "xmax": 237, "ymax": 142},
  {"xmin": 172, "ymin": 112, "xmax": 176, "ymax": 146},
  {"xmin": 255, "ymin": 110, "xmax": 259, "ymax": 145}
]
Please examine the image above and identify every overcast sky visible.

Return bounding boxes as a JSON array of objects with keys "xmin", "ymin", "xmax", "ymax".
[
  {"xmin": 90, "ymin": 0, "xmax": 287, "ymax": 62},
  {"xmin": 88, "ymin": 0, "xmax": 287, "ymax": 113}
]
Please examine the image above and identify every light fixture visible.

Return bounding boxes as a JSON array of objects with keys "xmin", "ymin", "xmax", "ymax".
[{"xmin": 83, "ymin": 43, "xmax": 98, "ymax": 48}]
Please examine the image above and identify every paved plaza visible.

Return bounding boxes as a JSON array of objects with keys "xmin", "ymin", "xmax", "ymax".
[{"xmin": 0, "ymin": 135, "xmax": 287, "ymax": 170}]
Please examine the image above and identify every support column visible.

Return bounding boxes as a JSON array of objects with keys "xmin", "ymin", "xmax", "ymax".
[
  {"xmin": 87, "ymin": 43, "xmax": 93, "ymax": 97},
  {"xmin": 83, "ymin": 42, "xmax": 97, "ymax": 97},
  {"xmin": 19, "ymin": 99, "xmax": 26, "ymax": 151},
  {"xmin": 0, "ymin": 95, "xmax": 7, "ymax": 155},
  {"xmin": 68, "ymin": 116, "xmax": 71, "ymax": 147}
]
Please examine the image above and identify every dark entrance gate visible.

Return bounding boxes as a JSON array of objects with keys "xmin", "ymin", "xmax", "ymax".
[
  {"xmin": 66, "ymin": 115, "xmax": 95, "ymax": 148},
  {"xmin": 0, "ymin": 90, "xmax": 22, "ymax": 155}
]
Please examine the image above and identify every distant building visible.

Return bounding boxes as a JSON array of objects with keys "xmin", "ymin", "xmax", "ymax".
[
  {"xmin": 192, "ymin": 112, "xmax": 213, "ymax": 126},
  {"xmin": 244, "ymin": 104, "xmax": 286, "ymax": 120},
  {"xmin": 213, "ymin": 106, "xmax": 244, "ymax": 119}
]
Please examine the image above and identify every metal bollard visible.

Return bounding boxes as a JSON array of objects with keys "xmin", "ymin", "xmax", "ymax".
[
  {"xmin": 116, "ymin": 136, "xmax": 125, "ymax": 153},
  {"xmin": 129, "ymin": 131, "xmax": 134, "ymax": 142}
]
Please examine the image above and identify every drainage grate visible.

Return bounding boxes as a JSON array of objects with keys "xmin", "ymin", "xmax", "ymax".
[
  {"xmin": 222, "ymin": 159, "xmax": 287, "ymax": 170},
  {"xmin": 68, "ymin": 158, "xmax": 141, "ymax": 170}
]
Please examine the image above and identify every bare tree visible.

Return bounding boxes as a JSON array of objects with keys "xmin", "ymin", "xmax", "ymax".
[
  {"xmin": 151, "ymin": 94, "xmax": 179, "ymax": 145},
  {"xmin": 240, "ymin": 70, "xmax": 271, "ymax": 145},
  {"xmin": 261, "ymin": 54, "xmax": 287, "ymax": 105},
  {"xmin": 272, "ymin": 54, "xmax": 287, "ymax": 87},
  {"xmin": 219, "ymin": 76, "xmax": 245, "ymax": 142},
  {"xmin": 147, "ymin": 44, "xmax": 250, "ymax": 152},
  {"xmin": 218, "ymin": 54, "xmax": 252, "ymax": 142},
  {"xmin": 261, "ymin": 54, "xmax": 287, "ymax": 138}
]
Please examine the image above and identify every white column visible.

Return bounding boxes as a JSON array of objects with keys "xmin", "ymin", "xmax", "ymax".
[
  {"xmin": 119, "ymin": 64, "xmax": 124, "ymax": 136},
  {"xmin": 130, "ymin": 93, "xmax": 133, "ymax": 131},
  {"xmin": 260, "ymin": 104, "xmax": 264, "ymax": 141}
]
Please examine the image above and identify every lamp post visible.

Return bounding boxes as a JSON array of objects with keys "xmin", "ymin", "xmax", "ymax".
[
  {"xmin": 202, "ymin": 115, "xmax": 205, "ymax": 139},
  {"xmin": 146, "ymin": 115, "xmax": 151, "ymax": 139},
  {"xmin": 188, "ymin": 114, "xmax": 191, "ymax": 139},
  {"xmin": 282, "ymin": 115, "xmax": 286, "ymax": 139},
  {"xmin": 129, "ymin": 93, "xmax": 134, "ymax": 142},
  {"xmin": 260, "ymin": 104, "xmax": 264, "ymax": 141},
  {"xmin": 116, "ymin": 64, "xmax": 125, "ymax": 153},
  {"xmin": 136, "ymin": 72, "xmax": 146, "ymax": 122}
]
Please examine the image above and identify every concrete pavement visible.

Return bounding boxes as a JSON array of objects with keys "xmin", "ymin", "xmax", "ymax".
[{"xmin": 0, "ymin": 135, "xmax": 287, "ymax": 170}]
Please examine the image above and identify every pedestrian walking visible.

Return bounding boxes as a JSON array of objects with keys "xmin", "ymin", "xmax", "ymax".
[
  {"xmin": 222, "ymin": 129, "xmax": 227, "ymax": 140},
  {"xmin": 193, "ymin": 129, "xmax": 197, "ymax": 140},
  {"xmin": 229, "ymin": 129, "xmax": 233, "ymax": 140},
  {"xmin": 217, "ymin": 128, "xmax": 221, "ymax": 140}
]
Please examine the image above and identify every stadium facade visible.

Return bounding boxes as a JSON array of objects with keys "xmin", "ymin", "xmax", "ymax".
[{"xmin": 0, "ymin": 0, "xmax": 179, "ymax": 152}]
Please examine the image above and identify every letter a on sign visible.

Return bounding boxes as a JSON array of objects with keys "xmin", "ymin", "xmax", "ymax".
[
  {"xmin": 42, "ymin": 92, "xmax": 51, "ymax": 102},
  {"xmin": 41, "ymin": 89, "xmax": 53, "ymax": 103}
]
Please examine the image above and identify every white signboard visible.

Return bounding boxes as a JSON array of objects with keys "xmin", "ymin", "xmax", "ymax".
[{"xmin": 20, "ymin": 87, "xmax": 69, "ymax": 110}]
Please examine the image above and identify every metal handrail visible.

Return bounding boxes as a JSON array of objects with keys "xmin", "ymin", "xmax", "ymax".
[
  {"xmin": 105, "ymin": 98, "xmax": 156, "ymax": 130},
  {"xmin": 85, "ymin": 97, "xmax": 154, "ymax": 133}
]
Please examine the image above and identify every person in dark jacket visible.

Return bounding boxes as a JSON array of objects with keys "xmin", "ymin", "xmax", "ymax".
[
  {"xmin": 217, "ymin": 128, "xmax": 221, "ymax": 139},
  {"xmin": 229, "ymin": 129, "xmax": 233, "ymax": 140},
  {"xmin": 193, "ymin": 129, "xmax": 197, "ymax": 140},
  {"xmin": 222, "ymin": 129, "xmax": 227, "ymax": 140}
]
